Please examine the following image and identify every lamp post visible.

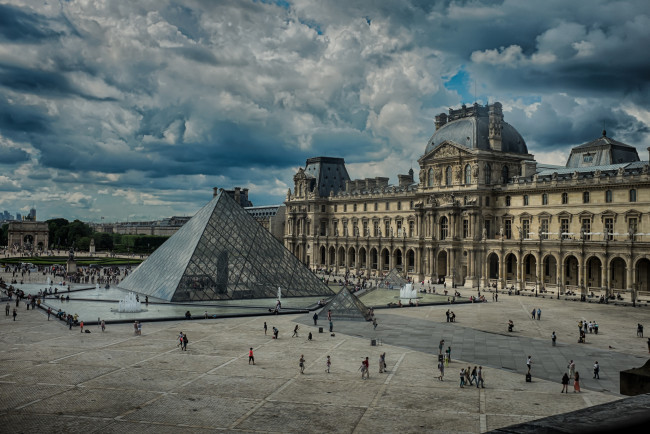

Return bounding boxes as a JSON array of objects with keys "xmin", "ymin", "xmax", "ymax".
[{"xmin": 535, "ymin": 279, "xmax": 538, "ymax": 297}]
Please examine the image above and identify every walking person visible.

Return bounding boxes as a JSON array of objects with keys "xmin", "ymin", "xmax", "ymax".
[
  {"xmin": 437, "ymin": 359, "xmax": 444, "ymax": 381},
  {"xmin": 5, "ymin": 303, "xmax": 9, "ymax": 316},
  {"xmin": 379, "ymin": 353, "xmax": 385, "ymax": 373},
  {"xmin": 574, "ymin": 371, "xmax": 581, "ymax": 392},
  {"xmin": 182, "ymin": 333, "xmax": 188, "ymax": 351},
  {"xmin": 438, "ymin": 339, "xmax": 445, "ymax": 355},
  {"xmin": 568, "ymin": 360, "xmax": 575, "ymax": 383},
  {"xmin": 299, "ymin": 355, "xmax": 305, "ymax": 374},
  {"xmin": 101, "ymin": 319, "xmax": 105, "ymax": 332},
  {"xmin": 537, "ymin": 308, "xmax": 541, "ymax": 320},
  {"xmin": 526, "ymin": 355, "xmax": 532, "ymax": 374},
  {"xmin": 178, "ymin": 331, "xmax": 184, "ymax": 348},
  {"xmin": 12, "ymin": 308, "xmax": 17, "ymax": 321},
  {"xmin": 561, "ymin": 373, "xmax": 570, "ymax": 393},
  {"xmin": 292, "ymin": 325, "xmax": 299, "ymax": 337},
  {"xmin": 80, "ymin": 321, "xmax": 84, "ymax": 333},
  {"xmin": 372, "ymin": 317, "xmax": 377, "ymax": 330},
  {"xmin": 552, "ymin": 331, "xmax": 557, "ymax": 346},
  {"xmin": 593, "ymin": 361, "xmax": 600, "ymax": 379},
  {"xmin": 465, "ymin": 366, "xmax": 472, "ymax": 386},
  {"xmin": 470, "ymin": 366, "xmax": 478, "ymax": 386},
  {"xmin": 329, "ymin": 320, "xmax": 333, "ymax": 333},
  {"xmin": 249, "ymin": 348, "xmax": 255, "ymax": 365},
  {"xmin": 476, "ymin": 366, "xmax": 485, "ymax": 388},
  {"xmin": 459, "ymin": 368, "xmax": 466, "ymax": 388},
  {"xmin": 264, "ymin": 321, "xmax": 267, "ymax": 335},
  {"xmin": 313, "ymin": 312, "xmax": 318, "ymax": 326},
  {"xmin": 361, "ymin": 357, "xmax": 370, "ymax": 379},
  {"xmin": 325, "ymin": 355, "xmax": 331, "ymax": 373},
  {"xmin": 47, "ymin": 307, "xmax": 51, "ymax": 320},
  {"xmin": 531, "ymin": 308, "xmax": 536, "ymax": 319}
]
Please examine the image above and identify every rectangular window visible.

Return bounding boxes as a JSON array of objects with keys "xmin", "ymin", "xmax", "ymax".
[
  {"xmin": 409, "ymin": 221, "xmax": 415, "ymax": 237},
  {"xmin": 581, "ymin": 218, "xmax": 591, "ymax": 241},
  {"xmin": 320, "ymin": 221, "xmax": 327, "ymax": 236},
  {"xmin": 396, "ymin": 220, "xmax": 403, "ymax": 237},
  {"xmin": 374, "ymin": 203, "xmax": 378, "ymax": 211},
  {"xmin": 344, "ymin": 204, "xmax": 347, "ymax": 212},
  {"xmin": 353, "ymin": 204, "xmax": 357, "ymax": 212},
  {"xmin": 463, "ymin": 219, "xmax": 469, "ymax": 238},
  {"xmin": 485, "ymin": 197, "xmax": 490, "ymax": 206},
  {"xmin": 522, "ymin": 219, "xmax": 530, "ymax": 239},
  {"xmin": 384, "ymin": 221, "xmax": 390, "ymax": 237},
  {"xmin": 363, "ymin": 221, "xmax": 368, "ymax": 236},
  {"xmin": 561, "ymin": 218, "xmax": 569, "ymax": 240},
  {"xmin": 385, "ymin": 202, "xmax": 390, "ymax": 211},
  {"xmin": 542, "ymin": 194, "xmax": 548, "ymax": 205},
  {"xmin": 604, "ymin": 218, "xmax": 613, "ymax": 241},
  {"xmin": 343, "ymin": 222, "xmax": 348, "ymax": 237},
  {"xmin": 397, "ymin": 202, "xmax": 402, "ymax": 211},
  {"xmin": 306, "ymin": 223, "xmax": 310, "ymax": 236},
  {"xmin": 505, "ymin": 220, "xmax": 512, "ymax": 239},
  {"xmin": 334, "ymin": 204, "xmax": 338, "ymax": 212},
  {"xmin": 409, "ymin": 201, "xmax": 414, "ymax": 210},
  {"xmin": 320, "ymin": 205, "xmax": 325, "ymax": 212},
  {"xmin": 541, "ymin": 219, "xmax": 549, "ymax": 240},
  {"xmin": 364, "ymin": 203, "xmax": 367, "ymax": 211},
  {"xmin": 484, "ymin": 220, "xmax": 490, "ymax": 239},
  {"xmin": 374, "ymin": 221, "xmax": 380, "ymax": 236}
]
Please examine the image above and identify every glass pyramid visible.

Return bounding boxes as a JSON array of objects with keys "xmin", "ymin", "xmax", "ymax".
[
  {"xmin": 319, "ymin": 286, "xmax": 370, "ymax": 321},
  {"xmin": 380, "ymin": 268, "xmax": 407, "ymax": 289},
  {"xmin": 118, "ymin": 191, "xmax": 334, "ymax": 302}
]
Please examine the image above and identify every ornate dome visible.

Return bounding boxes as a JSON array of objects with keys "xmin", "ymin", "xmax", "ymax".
[{"xmin": 424, "ymin": 103, "xmax": 528, "ymax": 155}]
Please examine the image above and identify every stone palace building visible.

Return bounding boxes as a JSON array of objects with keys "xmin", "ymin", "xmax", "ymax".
[{"xmin": 283, "ymin": 102, "xmax": 650, "ymax": 300}]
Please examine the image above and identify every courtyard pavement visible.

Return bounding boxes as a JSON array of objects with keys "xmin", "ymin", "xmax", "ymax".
[{"xmin": 1, "ymin": 284, "xmax": 648, "ymax": 433}]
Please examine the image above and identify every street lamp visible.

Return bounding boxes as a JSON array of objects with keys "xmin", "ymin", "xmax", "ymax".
[{"xmin": 535, "ymin": 280, "xmax": 538, "ymax": 297}]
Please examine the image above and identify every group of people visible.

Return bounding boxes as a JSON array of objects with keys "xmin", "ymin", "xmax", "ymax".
[
  {"xmin": 445, "ymin": 309, "xmax": 456, "ymax": 322},
  {"xmin": 459, "ymin": 366, "xmax": 485, "ymax": 388}
]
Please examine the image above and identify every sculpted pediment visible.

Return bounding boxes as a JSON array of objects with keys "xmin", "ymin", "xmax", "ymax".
[{"xmin": 419, "ymin": 141, "xmax": 472, "ymax": 163}]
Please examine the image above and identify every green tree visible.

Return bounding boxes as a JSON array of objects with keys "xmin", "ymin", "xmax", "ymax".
[{"xmin": 0, "ymin": 223, "xmax": 8, "ymax": 246}]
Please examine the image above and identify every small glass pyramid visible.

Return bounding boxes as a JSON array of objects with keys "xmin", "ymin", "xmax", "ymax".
[
  {"xmin": 119, "ymin": 191, "xmax": 334, "ymax": 302},
  {"xmin": 319, "ymin": 286, "xmax": 370, "ymax": 321},
  {"xmin": 381, "ymin": 268, "xmax": 407, "ymax": 289}
]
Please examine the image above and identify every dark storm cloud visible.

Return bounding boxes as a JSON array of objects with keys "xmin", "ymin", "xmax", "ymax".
[
  {"xmin": 0, "ymin": 3, "xmax": 62, "ymax": 42},
  {"xmin": 0, "ymin": 0, "xmax": 648, "ymax": 220},
  {"xmin": 0, "ymin": 145, "xmax": 30, "ymax": 165}
]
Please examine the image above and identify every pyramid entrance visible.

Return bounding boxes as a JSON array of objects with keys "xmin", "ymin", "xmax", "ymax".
[{"xmin": 119, "ymin": 191, "xmax": 334, "ymax": 302}]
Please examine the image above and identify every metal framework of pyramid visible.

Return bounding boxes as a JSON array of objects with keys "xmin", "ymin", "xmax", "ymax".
[
  {"xmin": 319, "ymin": 286, "xmax": 370, "ymax": 321},
  {"xmin": 380, "ymin": 268, "xmax": 407, "ymax": 288},
  {"xmin": 118, "ymin": 191, "xmax": 334, "ymax": 302}
]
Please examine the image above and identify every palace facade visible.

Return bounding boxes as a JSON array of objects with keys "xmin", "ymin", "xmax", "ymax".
[{"xmin": 284, "ymin": 102, "xmax": 650, "ymax": 300}]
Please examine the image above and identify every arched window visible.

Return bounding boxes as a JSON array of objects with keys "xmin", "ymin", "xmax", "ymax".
[
  {"xmin": 561, "ymin": 192, "xmax": 568, "ymax": 204},
  {"xmin": 484, "ymin": 163, "xmax": 491, "ymax": 184},
  {"xmin": 440, "ymin": 217, "xmax": 448, "ymax": 240},
  {"xmin": 445, "ymin": 166, "xmax": 452, "ymax": 186},
  {"xmin": 583, "ymin": 191, "xmax": 590, "ymax": 204},
  {"xmin": 505, "ymin": 196, "xmax": 511, "ymax": 206},
  {"xmin": 428, "ymin": 168, "xmax": 434, "ymax": 187},
  {"xmin": 464, "ymin": 164, "xmax": 472, "ymax": 185},
  {"xmin": 501, "ymin": 165, "xmax": 509, "ymax": 184},
  {"xmin": 542, "ymin": 193, "xmax": 548, "ymax": 205},
  {"xmin": 605, "ymin": 190, "xmax": 612, "ymax": 203},
  {"xmin": 629, "ymin": 189, "xmax": 637, "ymax": 202}
]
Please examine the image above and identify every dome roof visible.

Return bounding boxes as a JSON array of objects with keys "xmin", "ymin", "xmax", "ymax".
[{"xmin": 424, "ymin": 106, "xmax": 528, "ymax": 155}]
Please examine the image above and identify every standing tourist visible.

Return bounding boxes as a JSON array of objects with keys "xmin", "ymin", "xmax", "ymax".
[
  {"xmin": 437, "ymin": 359, "xmax": 444, "ymax": 381},
  {"xmin": 568, "ymin": 360, "xmax": 575, "ymax": 383},
  {"xmin": 526, "ymin": 355, "xmax": 532, "ymax": 374},
  {"xmin": 80, "ymin": 321, "xmax": 84, "ymax": 333},
  {"xmin": 263, "ymin": 322, "xmax": 267, "ymax": 335},
  {"xmin": 101, "ymin": 319, "xmax": 105, "ymax": 332},
  {"xmin": 561, "ymin": 373, "xmax": 570, "ymax": 393},
  {"xmin": 593, "ymin": 361, "xmax": 600, "ymax": 379},
  {"xmin": 574, "ymin": 371, "xmax": 581, "ymax": 392},
  {"xmin": 182, "ymin": 333, "xmax": 188, "ymax": 351},
  {"xmin": 325, "ymin": 355, "xmax": 331, "ymax": 373},
  {"xmin": 459, "ymin": 368, "xmax": 466, "ymax": 388},
  {"xmin": 249, "ymin": 348, "xmax": 255, "ymax": 365},
  {"xmin": 299, "ymin": 355, "xmax": 305, "ymax": 374},
  {"xmin": 361, "ymin": 357, "xmax": 370, "ymax": 379},
  {"xmin": 12, "ymin": 308, "xmax": 17, "ymax": 321},
  {"xmin": 552, "ymin": 331, "xmax": 557, "ymax": 346}
]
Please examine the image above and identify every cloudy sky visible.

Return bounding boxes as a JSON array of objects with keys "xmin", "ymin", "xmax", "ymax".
[{"xmin": 1, "ymin": 0, "xmax": 649, "ymax": 222}]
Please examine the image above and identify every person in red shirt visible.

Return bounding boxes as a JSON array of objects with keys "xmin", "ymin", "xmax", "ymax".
[{"xmin": 249, "ymin": 348, "xmax": 255, "ymax": 365}]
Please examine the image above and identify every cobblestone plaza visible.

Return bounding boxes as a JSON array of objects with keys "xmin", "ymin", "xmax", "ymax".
[{"xmin": 2, "ymin": 281, "xmax": 648, "ymax": 433}]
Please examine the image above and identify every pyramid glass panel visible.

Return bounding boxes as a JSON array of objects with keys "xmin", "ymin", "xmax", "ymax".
[
  {"xmin": 119, "ymin": 192, "xmax": 334, "ymax": 302},
  {"xmin": 319, "ymin": 286, "xmax": 370, "ymax": 321}
]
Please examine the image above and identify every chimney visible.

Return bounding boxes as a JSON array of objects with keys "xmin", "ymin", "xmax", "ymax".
[
  {"xmin": 488, "ymin": 102, "xmax": 503, "ymax": 151},
  {"xmin": 434, "ymin": 113, "xmax": 448, "ymax": 130},
  {"xmin": 234, "ymin": 187, "xmax": 241, "ymax": 205},
  {"xmin": 213, "ymin": 187, "xmax": 219, "ymax": 198}
]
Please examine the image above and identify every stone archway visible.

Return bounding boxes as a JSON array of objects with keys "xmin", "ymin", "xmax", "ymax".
[
  {"xmin": 394, "ymin": 248, "xmax": 403, "ymax": 271},
  {"xmin": 586, "ymin": 256, "xmax": 602, "ymax": 289},
  {"xmin": 8, "ymin": 221, "xmax": 49, "ymax": 252},
  {"xmin": 381, "ymin": 248, "xmax": 390, "ymax": 271},
  {"xmin": 487, "ymin": 252, "xmax": 499, "ymax": 279},
  {"xmin": 329, "ymin": 246, "xmax": 336, "ymax": 267},
  {"xmin": 348, "ymin": 247, "xmax": 356, "ymax": 269},
  {"xmin": 338, "ymin": 246, "xmax": 346, "ymax": 267},
  {"xmin": 406, "ymin": 249, "xmax": 415, "ymax": 273},
  {"xmin": 370, "ymin": 248, "xmax": 378, "ymax": 270},
  {"xmin": 437, "ymin": 251, "xmax": 448, "ymax": 280},
  {"xmin": 358, "ymin": 247, "xmax": 367, "ymax": 271},
  {"xmin": 610, "ymin": 257, "xmax": 626, "ymax": 290},
  {"xmin": 564, "ymin": 255, "xmax": 579, "ymax": 287},
  {"xmin": 542, "ymin": 254, "xmax": 558, "ymax": 286},
  {"xmin": 523, "ymin": 253, "xmax": 537, "ymax": 284},
  {"xmin": 320, "ymin": 246, "xmax": 326, "ymax": 266},
  {"xmin": 636, "ymin": 258, "xmax": 650, "ymax": 291},
  {"xmin": 505, "ymin": 253, "xmax": 517, "ymax": 283}
]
